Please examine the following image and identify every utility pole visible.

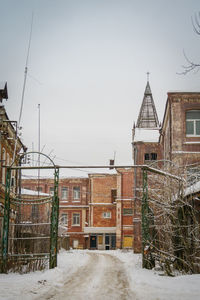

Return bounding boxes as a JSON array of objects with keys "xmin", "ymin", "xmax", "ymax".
[{"xmin": 38, "ymin": 104, "xmax": 40, "ymax": 194}]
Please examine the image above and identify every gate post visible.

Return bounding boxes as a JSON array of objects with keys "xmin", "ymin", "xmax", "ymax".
[
  {"xmin": 50, "ymin": 167, "xmax": 59, "ymax": 269},
  {"xmin": 1, "ymin": 167, "xmax": 11, "ymax": 273},
  {"xmin": 142, "ymin": 168, "xmax": 151, "ymax": 269}
]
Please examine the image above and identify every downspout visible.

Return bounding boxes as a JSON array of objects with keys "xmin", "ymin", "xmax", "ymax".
[
  {"xmin": 134, "ymin": 145, "xmax": 138, "ymax": 251},
  {"xmin": 169, "ymin": 99, "xmax": 172, "ymax": 161},
  {"xmin": 121, "ymin": 172, "xmax": 123, "ymax": 249}
]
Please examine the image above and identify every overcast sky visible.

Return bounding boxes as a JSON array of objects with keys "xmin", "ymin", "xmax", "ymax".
[{"xmin": 1, "ymin": 0, "xmax": 200, "ymax": 176}]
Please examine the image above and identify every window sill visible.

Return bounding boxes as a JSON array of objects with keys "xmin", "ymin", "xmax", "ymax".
[
  {"xmin": 72, "ymin": 224, "xmax": 80, "ymax": 227},
  {"xmin": 184, "ymin": 141, "xmax": 200, "ymax": 144}
]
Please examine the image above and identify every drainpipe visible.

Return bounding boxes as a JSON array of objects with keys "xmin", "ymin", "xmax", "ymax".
[
  {"xmin": 169, "ymin": 99, "xmax": 172, "ymax": 161},
  {"xmin": 133, "ymin": 145, "xmax": 138, "ymax": 252}
]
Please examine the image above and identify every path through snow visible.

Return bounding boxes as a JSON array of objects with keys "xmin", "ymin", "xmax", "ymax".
[
  {"xmin": 41, "ymin": 252, "xmax": 136, "ymax": 300},
  {"xmin": 1, "ymin": 250, "xmax": 200, "ymax": 300}
]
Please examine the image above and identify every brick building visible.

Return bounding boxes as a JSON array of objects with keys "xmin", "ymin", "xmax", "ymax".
[
  {"xmin": 132, "ymin": 80, "xmax": 162, "ymax": 252},
  {"xmin": 132, "ymin": 81, "xmax": 200, "ymax": 254},
  {"xmin": 85, "ymin": 173, "xmax": 117, "ymax": 250},
  {"xmin": 21, "ymin": 81, "xmax": 200, "ymax": 255},
  {"xmin": 0, "ymin": 83, "xmax": 26, "ymax": 251},
  {"xmin": 22, "ymin": 177, "xmax": 89, "ymax": 249},
  {"xmin": 116, "ymin": 168, "xmax": 134, "ymax": 249},
  {"xmin": 160, "ymin": 91, "xmax": 200, "ymax": 168}
]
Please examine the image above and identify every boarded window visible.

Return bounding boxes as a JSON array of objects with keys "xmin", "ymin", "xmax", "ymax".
[
  {"xmin": 73, "ymin": 240, "xmax": 79, "ymax": 248},
  {"xmin": 98, "ymin": 235, "xmax": 103, "ymax": 245},
  {"xmin": 123, "ymin": 236, "xmax": 133, "ymax": 248}
]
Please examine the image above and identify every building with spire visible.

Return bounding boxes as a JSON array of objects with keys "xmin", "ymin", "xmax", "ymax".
[{"xmin": 132, "ymin": 78, "xmax": 162, "ymax": 252}]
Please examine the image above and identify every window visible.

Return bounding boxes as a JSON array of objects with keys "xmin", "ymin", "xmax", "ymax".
[
  {"xmin": 186, "ymin": 110, "xmax": 200, "ymax": 136},
  {"xmin": 36, "ymin": 186, "xmax": 42, "ymax": 192},
  {"xmin": 144, "ymin": 153, "xmax": 157, "ymax": 161},
  {"xmin": 60, "ymin": 213, "xmax": 68, "ymax": 225},
  {"xmin": 72, "ymin": 213, "xmax": 80, "ymax": 225},
  {"xmin": 49, "ymin": 187, "xmax": 54, "ymax": 196},
  {"xmin": 111, "ymin": 189, "xmax": 117, "ymax": 202},
  {"xmin": 151, "ymin": 153, "xmax": 157, "ymax": 160},
  {"xmin": 102, "ymin": 212, "xmax": 111, "ymax": 219},
  {"xmin": 73, "ymin": 187, "xmax": 80, "ymax": 200},
  {"xmin": 61, "ymin": 187, "xmax": 68, "ymax": 200},
  {"xmin": 123, "ymin": 208, "xmax": 133, "ymax": 215}
]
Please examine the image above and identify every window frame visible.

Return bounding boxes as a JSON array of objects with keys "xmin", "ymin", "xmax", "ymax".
[
  {"xmin": 102, "ymin": 212, "xmax": 111, "ymax": 219},
  {"xmin": 72, "ymin": 213, "xmax": 80, "ymax": 226},
  {"xmin": 60, "ymin": 213, "xmax": 68, "ymax": 225},
  {"xmin": 186, "ymin": 110, "xmax": 200, "ymax": 137},
  {"xmin": 73, "ymin": 186, "xmax": 80, "ymax": 201},
  {"xmin": 49, "ymin": 187, "xmax": 54, "ymax": 196},
  {"xmin": 61, "ymin": 187, "xmax": 68, "ymax": 200}
]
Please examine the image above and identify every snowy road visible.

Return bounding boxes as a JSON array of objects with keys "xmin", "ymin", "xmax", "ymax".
[
  {"xmin": 1, "ymin": 250, "xmax": 200, "ymax": 300},
  {"xmin": 42, "ymin": 252, "xmax": 136, "ymax": 300}
]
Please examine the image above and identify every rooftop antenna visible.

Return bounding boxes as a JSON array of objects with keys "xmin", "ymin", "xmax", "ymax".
[
  {"xmin": 109, "ymin": 151, "xmax": 116, "ymax": 170},
  {"xmin": 147, "ymin": 71, "xmax": 150, "ymax": 82},
  {"xmin": 12, "ymin": 12, "xmax": 34, "ymax": 163}
]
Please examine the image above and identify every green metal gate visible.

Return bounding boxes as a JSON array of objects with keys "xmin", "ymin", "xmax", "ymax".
[{"xmin": 1, "ymin": 152, "xmax": 59, "ymax": 273}]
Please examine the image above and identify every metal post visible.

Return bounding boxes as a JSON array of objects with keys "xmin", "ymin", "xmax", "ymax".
[
  {"xmin": 1, "ymin": 167, "xmax": 11, "ymax": 273},
  {"xmin": 49, "ymin": 168, "xmax": 59, "ymax": 269},
  {"xmin": 142, "ymin": 168, "xmax": 151, "ymax": 269}
]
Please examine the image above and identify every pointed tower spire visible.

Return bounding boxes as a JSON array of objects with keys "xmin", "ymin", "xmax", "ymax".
[{"xmin": 136, "ymin": 74, "xmax": 159, "ymax": 128}]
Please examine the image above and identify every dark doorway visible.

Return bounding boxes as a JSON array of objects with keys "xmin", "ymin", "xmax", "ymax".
[
  {"xmin": 111, "ymin": 234, "xmax": 116, "ymax": 249},
  {"xmin": 105, "ymin": 235, "xmax": 110, "ymax": 250},
  {"xmin": 90, "ymin": 235, "xmax": 97, "ymax": 248}
]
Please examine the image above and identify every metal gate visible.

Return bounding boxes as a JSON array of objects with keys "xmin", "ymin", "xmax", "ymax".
[{"xmin": 1, "ymin": 152, "xmax": 59, "ymax": 273}]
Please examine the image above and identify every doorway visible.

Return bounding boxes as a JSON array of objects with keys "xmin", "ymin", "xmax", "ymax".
[{"xmin": 90, "ymin": 235, "xmax": 97, "ymax": 248}]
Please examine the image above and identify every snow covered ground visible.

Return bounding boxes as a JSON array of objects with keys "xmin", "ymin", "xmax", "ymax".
[{"xmin": 0, "ymin": 249, "xmax": 200, "ymax": 300}]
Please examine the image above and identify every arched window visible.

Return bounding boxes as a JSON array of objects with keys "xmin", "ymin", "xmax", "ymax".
[{"xmin": 186, "ymin": 110, "xmax": 200, "ymax": 136}]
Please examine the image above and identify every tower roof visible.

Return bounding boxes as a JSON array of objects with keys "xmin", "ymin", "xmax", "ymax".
[{"xmin": 136, "ymin": 81, "xmax": 159, "ymax": 128}]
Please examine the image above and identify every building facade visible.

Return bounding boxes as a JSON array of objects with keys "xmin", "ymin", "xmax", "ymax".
[
  {"xmin": 22, "ymin": 177, "xmax": 89, "ymax": 249},
  {"xmin": 0, "ymin": 83, "xmax": 26, "ymax": 252}
]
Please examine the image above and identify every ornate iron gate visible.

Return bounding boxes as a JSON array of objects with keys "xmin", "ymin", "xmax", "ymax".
[{"xmin": 1, "ymin": 152, "xmax": 59, "ymax": 273}]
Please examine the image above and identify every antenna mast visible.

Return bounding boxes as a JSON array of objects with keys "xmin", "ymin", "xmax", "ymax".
[{"xmin": 12, "ymin": 12, "xmax": 34, "ymax": 163}]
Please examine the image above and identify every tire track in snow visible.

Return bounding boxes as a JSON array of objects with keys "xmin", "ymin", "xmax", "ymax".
[{"xmin": 43, "ymin": 252, "xmax": 136, "ymax": 300}]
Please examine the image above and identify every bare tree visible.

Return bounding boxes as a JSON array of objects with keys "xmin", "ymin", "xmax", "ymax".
[{"xmin": 179, "ymin": 12, "xmax": 200, "ymax": 75}]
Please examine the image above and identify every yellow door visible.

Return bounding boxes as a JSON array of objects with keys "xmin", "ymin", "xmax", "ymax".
[{"xmin": 123, "ymin": 236, "xmax": 133, "ymax": 248}]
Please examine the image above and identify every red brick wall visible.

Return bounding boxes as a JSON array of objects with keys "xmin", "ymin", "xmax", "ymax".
[{"xmin": 92, "ymin": 206, "xmax": 116, "ymax": 227}]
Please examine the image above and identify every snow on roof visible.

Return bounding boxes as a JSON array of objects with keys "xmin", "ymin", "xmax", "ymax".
[
  {"xmin": 134, "ymin": 128, "xmax": 160, "ymax": 143},
  {"xmin": 184, "ymin": 181, "xmax": 200, "ymax": 197},
  {"xmin": 21, "ymin": 188, "xmax": 50, "ymax": 196}
]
